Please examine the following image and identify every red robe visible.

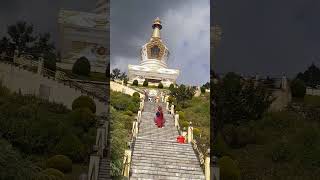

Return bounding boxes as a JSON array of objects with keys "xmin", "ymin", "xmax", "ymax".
[{"xmin": 155, "ymin": 111, "xmax": 165, "ymax": 128}]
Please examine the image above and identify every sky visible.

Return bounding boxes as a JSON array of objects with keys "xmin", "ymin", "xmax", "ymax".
[
  {"xmin": 0, "ymin": 0, "xmax": 94, "ymax": 47},
  {"xmin": 213, "ymin": 0, "xmax": 320, "ymax": 78},
  {"xmin": 110, "ymin": 0, "xmax": 210, "ymax": 86}
]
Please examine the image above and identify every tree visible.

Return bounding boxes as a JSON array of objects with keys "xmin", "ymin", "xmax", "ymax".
[
  {"xmin": 32, "ymin": 33, "xmax": 55, "ymax": 56},
  {"xmin": 290, "ymin": 79, "xmax": 306, "ymax": 98},
  {"xmin": 200, "ymin": 86, "xmax": 206, "ymax": 94},
  {"xmin": 111, "ymin": 68, "xmax": 121, "ymax": 80},
  {"xmin": 143, "ymin": 80, "xmax": 148, "ymax": 87},
  {"xmin": 296, "ymin": 64, "xmax": 320, "ymax": 88},
  {"xmin": 72, "ymin": 56, "xmax": 90, "ymax": 76},
  {"xmin": 169, "ymin": 84, "xmax": 175, "ymax": 91},
  {"xmin": 170, "ymin": 84, "xmax": 195, "ymax": 107},
  {"xmin": 119, "ymin": 72, "xmax": 127, "ymax": 81},
  {"xmin": 158, "ymin": 83, "xmax": 163, "ymax": 89},
  {"xmin": 203, "ymin": 82, "xmax": 210, "ymax": 89},
  {"xmin": 213, "ymin": 72, "xmax": 273, "ymax": 132},
  {"xmin": 7, "ymin": 21, "xmax": 36, "ymax": 53},
  {"xmin": 132, "ymin": 80, "xmax": 138, "ymax": 86}
]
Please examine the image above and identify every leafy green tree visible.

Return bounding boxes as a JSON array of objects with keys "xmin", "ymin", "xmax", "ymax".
[
  {"xmin": 7, "ymin": 21, "xmax": 36, "ymax": 53},
  {"xmin": 158, "ymin": 83, "xmax": 164, "ymax": 89},
  {"xmin": 218, "ymin": 156, "xmax": 241, "ymax": 180},
  {"xmin": 132, "ymin": 80, "xmax": 138, "ymax": 86},
  {"xmin": 296, "ymin": 64, "xmax": 320, "ymax": 88},
  {"xmin": 290, "ymin": 79, "xmax": 306, "ymax": 98},
  {"xmin": 200, "ymin": 86, "xmax": 206, "ymax": 94},
  {"xmin": 143, "ymin": 80, "xmax": 148, "ymax": 87},
  {"xmin": 111, "ymin": 68, "xmax": 121, "ymax": 80},
  {"xmin": 169, "ymin": 84, "xmax": 175, "ymax": 91},
  {"xmin": 170, "ymin": 84, "xmax": 195, "ymax": 107},
  {"xmin": 213, "ymin": 72, "xmax": 273, "ymax": 132}
]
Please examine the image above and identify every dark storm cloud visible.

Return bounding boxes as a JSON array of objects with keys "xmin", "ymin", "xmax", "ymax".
[
  {"xmin": 111, "ymin": 0, "xmax": 210, "ymax": 86},
  {"xmin": 214, "ymin": 0, "xmax": 320, "ymax": 78},
  {"xmin": 0, "ymin": 0, "xmax": 94, "ymax": 45}
]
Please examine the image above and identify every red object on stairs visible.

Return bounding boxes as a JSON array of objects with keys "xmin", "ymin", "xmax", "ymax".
[{"xmin": 176, "ymin": 135, "xmax": 185, "ymax": 144}]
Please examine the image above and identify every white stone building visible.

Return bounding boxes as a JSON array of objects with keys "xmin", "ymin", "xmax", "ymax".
[
  {"xmin": 57, "ymin": 0, "xmax": 109, "ymax": 73},
  {"xmin": 128, "ymin": 18, "xmax": 180, "ymax": 87}
]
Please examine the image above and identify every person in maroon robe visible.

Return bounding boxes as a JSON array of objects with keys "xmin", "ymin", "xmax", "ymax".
[{"xmin": 155, "ymin": 106, "xmax": 165, "ymax": 128}]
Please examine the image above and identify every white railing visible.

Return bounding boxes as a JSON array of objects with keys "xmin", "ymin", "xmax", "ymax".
[
  {"xmin": 122, "ymin": 100, "xmax": 144, "ymax": 178},
  {"xmin": 88, "ymin": 116, "xmax": 109, "ymax": 180}
]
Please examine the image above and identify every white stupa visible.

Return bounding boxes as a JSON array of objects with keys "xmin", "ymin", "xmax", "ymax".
[
  {"xmin": 128, "ymin": 18, "xmax": 180, "ymax": 87},
  {"xmin": 57, "ymin": 0, "xmax": 109, "ymax": 73}
]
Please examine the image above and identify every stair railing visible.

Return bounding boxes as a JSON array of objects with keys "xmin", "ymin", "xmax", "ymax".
[
  {"xmin": 88, "ymin": 115, "xmax": 109, "ymax": 180},
  {"xmin": 122, "ymin": 100, "xmax": 143, "ymax": 178}
]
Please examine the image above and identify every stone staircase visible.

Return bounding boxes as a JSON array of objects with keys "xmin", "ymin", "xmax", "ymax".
[
  {"xmin": 98, "ymin": 158, "xmax": 111, "ymax": 180},
  {"xmin": 130, "ymin": 102, "xmax": 205, "ymax": 179}
]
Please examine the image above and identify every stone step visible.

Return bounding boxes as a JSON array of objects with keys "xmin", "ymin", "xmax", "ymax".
[
  {"xmin": 130, "ymin": 169, "xmax": 205, "ymax": 179},
  {"xmin": 133, "ymin": 149, "xmax": 198, "ymax": 158},
  {"xmin": 132, "ymin": 160, "xmax": 202, "ymax": 169},
  {"xmin": 131, "ymin": 156, "xmax": 199, "ymax": 165},
  {"xmin": 131, "ymin": 165, "xmax": 204, "ymax": 175}
]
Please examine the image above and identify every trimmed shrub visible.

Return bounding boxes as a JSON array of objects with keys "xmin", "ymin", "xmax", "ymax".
[
  {"xmin": 132, "ymin": 80, "xmax": 138, "ymax": 86},
  {"xmin": 158, "ymin": 83, "xmax": 164, "ymax": 89},
  {"xmin": 291, "ymin": 79, "xmax": 306, "ymax": 98},
  {"xmin": 143, "ymin": 80, "xmax": 148, "ymax": 87},
  {"xmin": 128, "ymin": 103, "xmax": 139, "ymax": 113},
  {"xmin": 46, "ymin": 155, "xmax": 72, "ymax": 173},
  {"xmin": 72, "ymin": 95, "xmax": 96, "ymax": 113},
  {"xmin": 218, "ymin": 156, "xmax": 241, "ymax": 180},
  {"xmin": 38, "ymin": 168, "xmax": 65, "ymax": 180},
  {"xmin": 54, "ymin": 134, "xmax": 85, "ymax": 162},
  {"xmin": 270, "ymin": 142, "xmax": 294, "ymax": 162},
  {"xmin": 72, "ymin": 56, "xmax": 90, "ymax": 76},
  {"xmin": 133, "ymin": 92, "xmax": 140, "ymax": 98},
  {"xmin": 68, "ymin": 108, "xmax": 95, "ymax": 131}
]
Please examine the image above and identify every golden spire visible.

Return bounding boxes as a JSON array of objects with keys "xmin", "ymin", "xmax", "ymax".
[{"xmin": 151, "ymin": 17, "xmax": 162, "ymax": 39}]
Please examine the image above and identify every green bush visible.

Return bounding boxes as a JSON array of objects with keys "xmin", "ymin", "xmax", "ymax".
[
  {"xmin": 38, "ymin": 168, "xmax": 65, "ymax": 180},
  {"xmin": 180, "ymin": 120, "xmax": 189, "ymax": 129},
  {"xmin": 72, "ymin": 56, "xmax": 90, "ymax": 76},
  {"xmin": 68, "ymin": 108, "xmax": 95, "ymax": 131},
  {"xmin": 169, "ymin": 84, "xmax": 175, "ymax": 91},
  {"xmin": 54, "ymin": 134, "xmax": 85, "ymax": 162},
  {"xmin": 200, "ymin": 86, "xmax": 206, "ymax": 94},
  {"xmin": 178, "ymin": 111, "xmax": 186, "ymax": 120},
  {"xmin": 43, "ymin": 52, "xmax": 57, "ymax": 72},
  {"xmin": 132, "ymin": 80, "xmax": 138, "ymax": 86},
  {"xmin": 218, "ymin": 156, "xmax": 241, "ymax": 180},
  {"xmin": 193, "ymin": 127, "xmax": 201, "ymax": 137},
  {"xmin": 212, "ymin": 133, "xmax": 229, "ymax": 157},
  {"xmin": 143, "ymin": 80, "xmax": 148, "ymax": 87},
  {"xmin": 133, "ymin": 92, "xmax": 140, "ymax": 98},
  {"xmin": 290, "ymin": 79, "xmax": 306, "ymax": 98},
  {"xmin": 158, "ymin": 83, "xmax": 164, "ymax": 89},
  {"xmin": 46, "ymin": 155, "xmax": 72, "ymax": 173},
  {"xmin": 72, "ymin": 95, "xmax": 96, "ymax": 113},
  {"xmin": 128, "ymin": 103, "xmax": 139, "ymax": 113}
]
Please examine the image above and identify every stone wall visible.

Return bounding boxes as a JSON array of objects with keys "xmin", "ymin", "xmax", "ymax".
[
  {"xmin": 306, "ymin": 88, "xmax": 320, "ymax": 96},
  {"xmin": 110, "ymin": 81, "xmax": 144, "ymax": 98},
  {"xmin": 0, "ymin": 62, "xmax": 107, "ymax": 114}
]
